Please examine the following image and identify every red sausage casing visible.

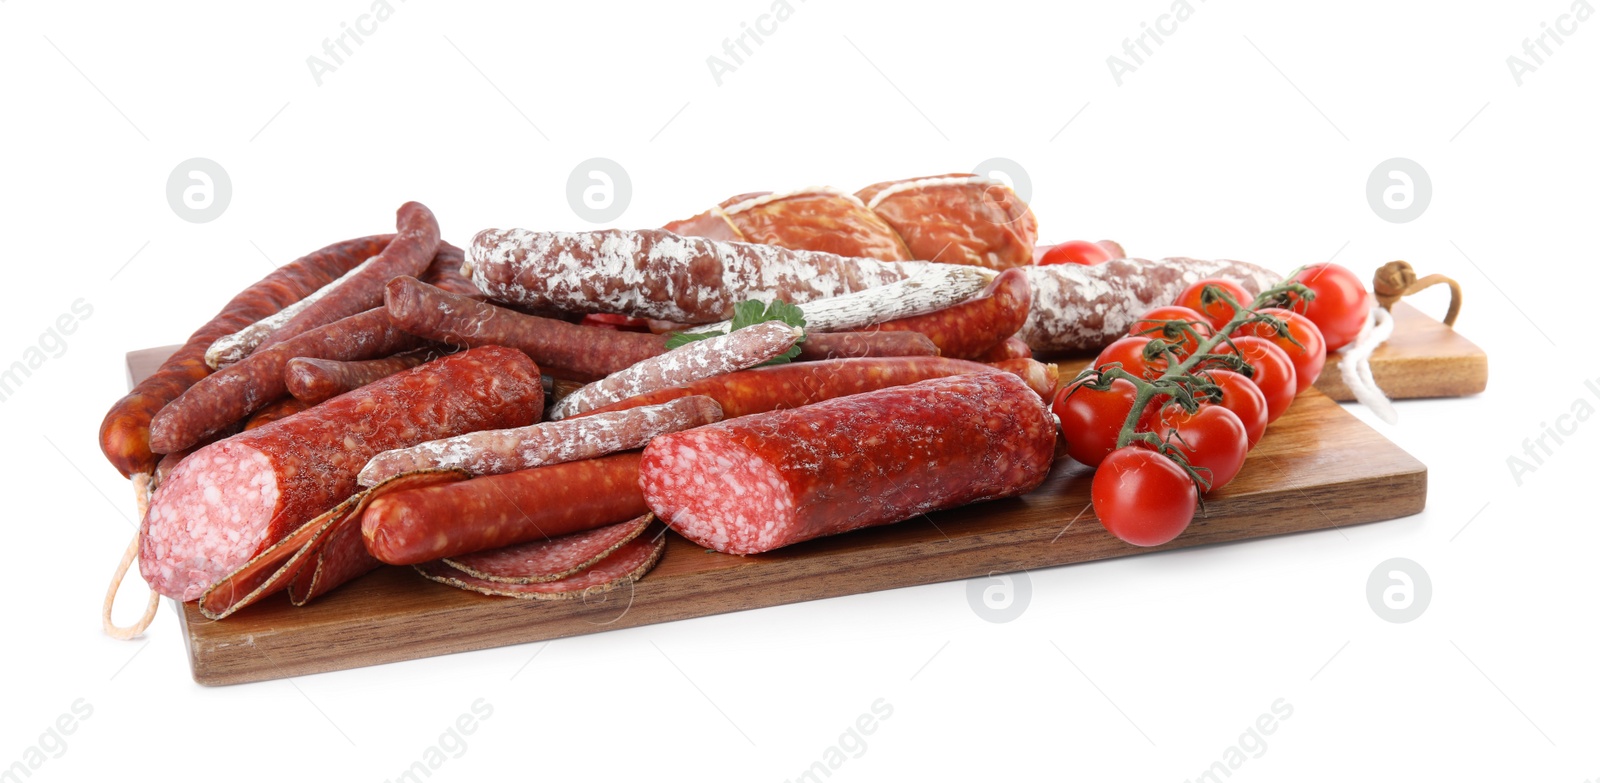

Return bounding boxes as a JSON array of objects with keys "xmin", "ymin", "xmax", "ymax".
[
  {"xmin": 139, "ymin": 346, "xmax": 544, "ymax": 600},
  {"xmin": 641, "ymin": 372, "xmax": 1056, "ymax": 555}
]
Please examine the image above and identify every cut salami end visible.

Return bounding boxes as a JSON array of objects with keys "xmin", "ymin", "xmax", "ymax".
[
  {"xmin": 443, "ymin": 513, "xmax": 654, "ymax": 584},
  {"xmin": 140, "ymin": 441, "xmax": 281, "ymax": 602},
  {"xmin": 642, "ymin": 372, "xmax": 1056, "ymax": 555},
  {"xmin": 415, "ymin": 532, "xmax": 666, "ymax": 600}
]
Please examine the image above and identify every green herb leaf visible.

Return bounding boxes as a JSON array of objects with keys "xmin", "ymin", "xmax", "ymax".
[{"xmin": 663, "ymin": 298, "xmax": 807, "ymax": 364}]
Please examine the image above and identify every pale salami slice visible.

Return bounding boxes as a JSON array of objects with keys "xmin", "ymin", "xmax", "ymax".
[
  {"xmin": 358, "ymin": 395, "xmax": 723, "ymax": 486},
  {"xmin": 466, "ymin": 228, "xmax": 916, "ymax": 323},
  {"xmin": 641, "ymin": 372, "xmax": 1056, "ymax": 555},
  {"xmin": 442, "ymin": 513, "xmax": 654, "ymax": 584},
  {"xmin": 415, "ymin": 533, "xmax": 666, "ymax": 600},
  {"xmin": 548, "ymin": 321, "xmax": 800, "ymax": 420},
  {"xmin": 1020, "ymin": 257, "xmax": 1279, "ymax": 355}
]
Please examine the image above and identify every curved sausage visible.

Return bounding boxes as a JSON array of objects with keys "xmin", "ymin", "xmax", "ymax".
[
  {"xmin": 98, "ymin": 234, "xmax": 392, "ymax": 478},
  {"xmin": 870, "ymin": 267, "xmax": 1031, "ymax": 359},
  {"xmin": 256, "ymin": 202, "xmax": 441, "ymax": 351},
  {"xmin": 420, "ymin": 241, "xmax": 478, "ymax": 297},
  {"xmin": 148, "ymin": 308, "xmax": 425, "ymax": 453},
  {"xmin": 384, "ymin": 276, "xmax": 666, "ymax": 380}
]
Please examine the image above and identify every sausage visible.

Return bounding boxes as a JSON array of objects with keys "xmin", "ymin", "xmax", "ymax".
[
  {"xmin": 972, "ymin": 336, "xmax": 1031, "ymax": 362},
  {"xmin": 148, "ymin": 307, "xmax": 425, "ymax": 453},
  {"xmin": 641, "ymin": 372, "xmax": 1056, "ymax": 555},
  {"xmin": 256, "ymin": 202, "xmax": 441, "ymax": 351},
  {"xmin": 242, "ymin": 397, "xmax": 312, "ymax": 430},
  {"xmin": 1020, "ymin": 258, "xmax": 1279, "ymax": 355},
  {"xmin": 870, "ymin": 267, "xmax": 1031, "ymax": 359},
  {"xmin": 197, "ymin": 468, "xmax": 467, "ymax": 619},
  {"xmin": 466, "ymin": 227, "xmax": 916, "ymax": 323},
  {"xmin": 98, "ymin": 234, "xmax": 392, "ymax": 478},
  {"xmin": 362, "ymin": 451, "xmax": 647, "ymax": 565},
  {"xmin": 416, "ymin": 532, "xmax": 665, "ymax": 600},
  {"xmin": 358, "ymin": 395, "xmax": 723, "ymax": 486},
  {"xmin": 139, "ymin": 346, "xmax": 544, "ymax": 600},
  {"xmin": 441, "ymin": 512, "xmax": 654, "ymax": 584},
  {"xmin": 713, "ymin": 188, "xmax": 913, "ymax": 261},
  {"xmin": 680, "ymin": 263, "xmax": 993, "ymax": 336},
  {"xmin": 571, "ymin": 356, "xmax": 1046, "ymax": 421},
  {"xmin": 285, "ymin": 348, "xmax": 439, "ymax": 404},
  {"xmin": 420, "ymin": 241, "xmax": 478, "ymax": 297},
  {"xmin": 856, "ymin": 174, "xmax": 1038, "ymax": 269},
  {"xmin": 547, "ymin": 321, "xmax": 801, "ymax": 420},
  {"xmin": 797, "ymin": 331, "xmax": 939, "ymax": 360},
  {"xmin": 205, "ymin": 257, "xmax": 381, "ymax": 369},
  {"xmin": 384, "ymin": 276, "xmax": 667, "ymax": 379}
]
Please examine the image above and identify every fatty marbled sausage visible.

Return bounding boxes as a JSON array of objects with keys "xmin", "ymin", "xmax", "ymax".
[
  {"xmin": 139, "ymin": 346, "xmax": 544, "ymax": 600},
  {"xmin": 641, "ymin": 372, "xmax": 1055, "ymax": 555}
]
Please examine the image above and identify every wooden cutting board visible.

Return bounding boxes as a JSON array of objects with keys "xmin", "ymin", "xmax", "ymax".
[
  {"xmin": 1313, "ymin": 302, "xmax": 1486, "ymax": 401},
  {"xmin": 127, "ymin": 347, "xmax": 1426, "ymax": 686}
]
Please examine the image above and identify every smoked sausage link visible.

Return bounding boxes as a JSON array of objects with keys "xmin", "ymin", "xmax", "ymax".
[
  {"xmin": 138, "ymin": 346, "xmax": 544, "ymax": 600},
  {"xmin": 361, "ymin": 451, "xmax": 647, "ymax": 565},
  {"xmin": 641, "ymin": 372, "xmax": 1056, "ymax": 555},
  {"xmin": 98, "ymin": 234, "xmax": 392, "ymax": 478}
]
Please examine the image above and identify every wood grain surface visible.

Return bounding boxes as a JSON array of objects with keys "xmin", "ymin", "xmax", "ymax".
[
  {"xmin": 1313, "ymin": 301, "xmax": 1487, "ymax": 400},
  {"xmin": 128, "ymin": 346, "xmax": 1426, "ymax": 686}
]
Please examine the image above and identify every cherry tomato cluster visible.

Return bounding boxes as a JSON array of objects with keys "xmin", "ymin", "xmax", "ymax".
[{"xmin": 1052, "ymin": 266, "xmax": 1367, "ymax": 548}]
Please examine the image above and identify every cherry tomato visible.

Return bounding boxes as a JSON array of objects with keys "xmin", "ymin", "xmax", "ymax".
[
  {"xmin": 1175, "ymin": 278, "xmax": 1253, "ymax": 329},
  {"xmin": 1284, "ymin": 264, "xmax": 1369, "ymax": 351},
  {"xmin": 1092, "ymin": 448, "xmax": 1198, "ymax": 546},
  {"xmin": 1141, "ymin": 403, "xmax": 1249, "ymax": 492},
  {"xmin": 1203, "ymin": 369, "xmax": 1269, "ymax": 448},
  {"xmin": 1129, "ymin": 306, "xmax": 1213, "ymax": 358},
  {"xmin": 1233, "ymin": 308, "xmax": 1326, "ymax": 394},
  {"xmin": 1053, "ymin": 378, "xmax": 1148, "ymax": 467},
  {"xmin": 1038, "ymin": 240, "xmax": 1113, "ymax": 266},
  {"xmin": 1093, "ymin": 336, "xmax": 1167, "ymax": 379},
  {"xmin": 1216, "ymin": 336, "xmax": 1297, "ymax": 422}
]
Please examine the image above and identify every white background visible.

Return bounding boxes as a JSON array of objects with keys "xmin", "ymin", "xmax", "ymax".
[{"xmin": 2, "ymin": 0, "xmax": 1597, "ymax": 780}]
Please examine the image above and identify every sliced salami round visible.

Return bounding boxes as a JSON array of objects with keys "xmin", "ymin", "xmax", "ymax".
[
  {"xmin": 442, "ymin": 513, "xmax": 654, "ymax": 584},
  {"xmin": 415, "ymin": 533, "xmax": 666, "ymax": 600}
]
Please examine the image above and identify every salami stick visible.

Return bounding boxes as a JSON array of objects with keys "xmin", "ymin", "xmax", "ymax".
[
  {"xmin": 571, "ymin": 356, "xmax": 1048, "ymax": 421},
  {"xmin": 205, "ymin": 257, "xmax": 379, "ymax": 369},
  {"xmin": 242, "ymin": 397, "xmax": 312, "ymax": 430},
  {"xmin": 973, "ymin": 336, "xmax": 1031, "ymax": 362},
  {"xmin": 362, "ymin": 451, "xmax": 648, "ymax": 565},
  {"xmin": 797, "ymin": 331, "xmax": 939, "ymax": 360},
  {"xmin": 681, "ymin": 263, "xmax": 992, "ymax": 336},
  {"xmin": 871, "ymin": 267, "xmax": 1031, "ymax": 359},
  {"xmin": 466, "ymin": 227, "xmax": 914, "ymax": 323},
  {"xmin": 641, "ymin": 372, "xmax": 1056, "ymax": 555},
  {"xmin": 1020, "ymin": 258, "xmax": 1279, "ymax": 354},
  {"xmin": 98, "ymin": 234, "xmax": 392, "ymax": 479},
  {"xmin": 285, "ymin": 348, "xmax": 440, "ymax": 404},
  {"xmin": 358, "ymin": 395, "xmax": 723, "ymax": 486},
  {"xmin": 548, "ymin": 321, "xmax": 801, "ymax": 420},
  {"xmin": 256, "ymin": 202, "xmax": 441, "ymax": 350},
  {"xmin": 140, "ymin": 347, "xmax": 543, "ymax": 600},
  {"xmin": 148, "ymin": 308, "xmax": 425, "ymax": 453},
  {"xmin": 384, "ymin": 276, "xmax": 666, "ymax": 379}
]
